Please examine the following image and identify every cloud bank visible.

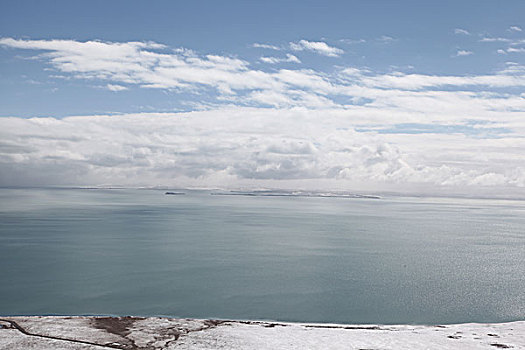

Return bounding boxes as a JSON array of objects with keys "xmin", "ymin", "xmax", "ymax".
[{"xmin": 1, "ymin": 108, "xmax": 524, "ymax": 195}]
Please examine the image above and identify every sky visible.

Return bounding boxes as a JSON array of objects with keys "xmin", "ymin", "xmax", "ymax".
[{"xmin": 0, "ymin": 0, "xmax": 524, "ymax": 196}]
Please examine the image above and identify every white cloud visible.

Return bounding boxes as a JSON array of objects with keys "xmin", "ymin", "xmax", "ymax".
[
  {"xmin": 339, "ymin": 38, "xmax": 366, "ymax": 44},
  {"xmin": 345, "ymin": 71, "xmax": 525, "ymax": 90},
  {"xmin": 507, "ymin": 47, "xmax": 525, "ymax": 53},
  {"xmin": 456, "ymin": 50, "xmax": 473, "ymax": 56},
  {"xmin": 508, "ymin": 26, "xmax": 522, "ymax": 32},
  {"xmin": 1, "ymin": 37, "xmax": 525, "ymax": 194},
  {"xmin": 377, "ymin": 35, "xmax": 396, "ymax": 43},
  {"xmin": 454, "ymin": 28, "xmax": 470, "ymax": 35},
  {"xmin": 106, "ymin": 84, "xmax": 128, "ymax": 91},
  {"xmin": 3, "ymin": 37, "xmax": 522, "ymax": 101},
  {"xmin": 0, "ymin": 37, "xmax": 272, "ymax": 93},
  {"xmin": 480, "ymin": 35, "xmax": 525, "ymax": 55},
  {"xmin": 252, "ymin": 43, "xmax": 281, "ymax": 50},
  {"xmin": 1, "ymin": 109, "xmax": 524, "ymax": 193},
  {"xmin": 290, "ymin": 40, "xmax": 344, "ymax": 57},
  {"xmin": 480, "ymin": 37, "xmax": 512, "ymax": 43},
  {"xmin": 260, "ymin": 54, "xmax": 301, "ymax": 64}
]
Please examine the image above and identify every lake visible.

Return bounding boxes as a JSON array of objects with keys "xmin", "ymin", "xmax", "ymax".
[{"xmin": 0, "ymin": 188, "xmax": 524, "ymax": 324}]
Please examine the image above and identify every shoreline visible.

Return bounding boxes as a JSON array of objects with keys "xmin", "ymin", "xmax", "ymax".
[{"xmin": 1, "ymin": 316, "xmax": 523, "ymax": 349}]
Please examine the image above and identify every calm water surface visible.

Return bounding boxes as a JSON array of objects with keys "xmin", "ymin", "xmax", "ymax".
[{"xmin": 0, "ymin": 188, "xmax": 524, "ymax": 324}]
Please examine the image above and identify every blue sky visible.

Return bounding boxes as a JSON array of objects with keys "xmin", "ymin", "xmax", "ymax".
[
  {"xmin": 1, "ymin": 0, "xmax": 524, "ymax": 116},
  {"xmin": 0, "ymin": 1, "xmax": 524, "ymax": 195}
]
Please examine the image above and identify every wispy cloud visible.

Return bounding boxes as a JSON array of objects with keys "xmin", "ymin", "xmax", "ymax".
[
  {"xmin": 290, "ymin": 40, "xmax": 344, "ymax": 57},
  {"xmin": 377, "ymin": 35, "xmax": 396, "ymax": 43},
  {"xmin": 260, "ymin": 54, "xmax": 301, "ymax": 64},
  {"xmin": 507, "ymin": 47, "xmax": 525, "ymax": 53},
  {"xmin": 480, "ymin": 35, "xmax": 525, "ymax": 49},
  {"xmin": 454, "ymin": 28, "xmax": 470, "ymax": 35},
  {"xmin": 252, "ymin": 43, "xmax": 281, "ymax": 50},
  {"xmin": 106, "ymin": 84, "xmax": 128, "ymax": 91},
  {"xmin": 339, "ymin": 38, "xmax": 366, "ymax": 44},
  {"xmin": 479, "ymin": 32, "xmax": 525, "ymax": 55},
  {"xmin": 456, "ymin": 49, "xmax": 473, "ymax": 56},
  {"xmin": 480, "ymin": 37, "xmax": 512, "ymax": 43},
  {"xmin": 2, "ymin": 38, "xmax": 524, "ymax": 99}
]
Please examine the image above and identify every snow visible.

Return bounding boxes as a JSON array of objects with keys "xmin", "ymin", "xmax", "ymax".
[
  {"xmin": 175, "ymin": 321, "xmax": 525, "ymax": 349},
  {"xmin": 0, "ymin": 316, "xmax": 523, "ymax": 349}
]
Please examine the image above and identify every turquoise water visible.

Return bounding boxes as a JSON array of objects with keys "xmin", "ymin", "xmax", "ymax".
[{"xmin": 0, "ymin": 188, "xmax": 524, "ymax": 324}]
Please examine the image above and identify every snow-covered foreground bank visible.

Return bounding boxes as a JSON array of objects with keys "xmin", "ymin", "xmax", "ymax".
[{"xmin": 0, "ymin": 316, "xmax": 523, "ymax": 349}]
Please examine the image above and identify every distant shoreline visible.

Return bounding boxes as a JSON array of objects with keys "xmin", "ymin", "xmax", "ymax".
[
  {"xmin": 210, "ymin": 190, "xmax": 381, "ymax": 199},
  {"xmin": 2, "ymin": 186, "xmax": 525, "ymax": 202}
]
